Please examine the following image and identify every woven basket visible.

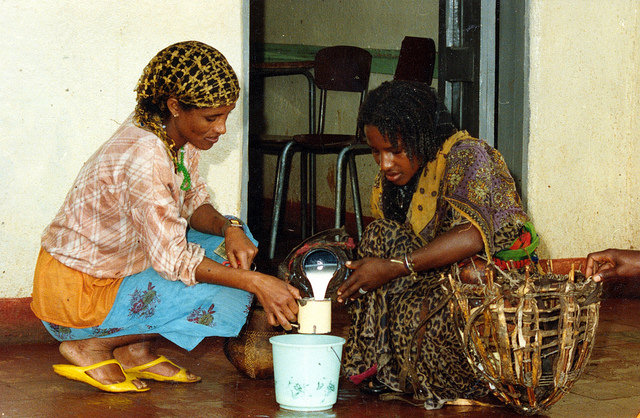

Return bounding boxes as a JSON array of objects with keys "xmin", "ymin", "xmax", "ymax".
[
  {"xmin": 448, "ymin": 260, "xmax": 601, "ymax": 415},
  {"xmin": 224, "ymin": 304, "xmax": 283, "ymax": 379}
]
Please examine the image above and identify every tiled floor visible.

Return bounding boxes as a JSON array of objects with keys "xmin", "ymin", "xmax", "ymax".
[
  {"xmin": 3, "ymin": 212, "xmax": 640, "ymax": 416},
  {"xmin": 1, "ymin": 298, "xmax": 639, "ymax": 417}
]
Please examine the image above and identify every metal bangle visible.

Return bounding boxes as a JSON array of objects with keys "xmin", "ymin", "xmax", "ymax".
[
  {"xmin": 227, "ymin": 218, "xmax": 244, "ymax": 228},
  {"xmin": 389, "ymin": 257, "xmax": 405, "ymax": 269},
  {"xmin": 404, "ymin": 253, "xmax": 416, "ymax": 275},
  {"xmin": 390, "ymin": 257, "xmax": 412, "ymax": 276}
]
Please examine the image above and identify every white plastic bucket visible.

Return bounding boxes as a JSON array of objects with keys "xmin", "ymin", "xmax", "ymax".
[{"xmin": 269, "ymin": 334, "xmax": 345, "ymax": 411}]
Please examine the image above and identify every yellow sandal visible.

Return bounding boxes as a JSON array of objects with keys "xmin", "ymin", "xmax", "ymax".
[
  {"xmin": 53, "ymin": 359, "xmax": 149, "ymax": 393},
  {"xmin": 124, "ymin": 355, "xmax": 201, "ymax": 383}
]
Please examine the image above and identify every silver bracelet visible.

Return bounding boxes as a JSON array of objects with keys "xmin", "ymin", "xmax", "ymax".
[
  {"xmin": 404, "ymin": 253, "xmax": 416, "ymax": 275},
  {"xmin": 389, "ymin": 257, "xmax": 404, "ymax": 269},
  {"xmin": 390, "ymin": 256, "xmax": 414, "ymax": 276}
]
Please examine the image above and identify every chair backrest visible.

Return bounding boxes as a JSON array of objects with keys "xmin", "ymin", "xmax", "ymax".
[
  {"xmin": 313, "ymin": 46, "xmax": 372, "ymax": 134},
  {"xmin": 313, "ymin": 46, "xmax": 372, "ymax": 93},
  {"xmin": 393, "ymin": 36, "xmax": 436, "ymax": 85}
]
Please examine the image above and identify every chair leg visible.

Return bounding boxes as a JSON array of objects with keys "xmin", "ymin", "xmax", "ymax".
[
  {"xmin": 300, "ymin": 151, "xmax": 308, "ymax": 239},
  {"xmin": 335, "ymin": 144, "xmax": 368, "ymax": 239},
  {"xmin": 309, "ymin": 153, "xmax": 317, "ymax": 236},
  {"xmin": 347, "ymin": 154, "xmax": 364, "ymax": 240},
  {"xmin": 269, "ymin": 141, "xmax": 297, "ymax": 260},
  {"xmin": 334, "ymin": 147, "xmax": 349, "ymax": 230}
]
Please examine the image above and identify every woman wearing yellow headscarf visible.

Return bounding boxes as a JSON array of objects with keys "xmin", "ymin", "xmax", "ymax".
[{"xmin": 31, "ymin": 41, "xmax": 300, "ymax": 393}]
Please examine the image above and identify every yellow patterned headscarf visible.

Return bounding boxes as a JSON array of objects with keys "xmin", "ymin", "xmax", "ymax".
[
  {"xmin": 134, "ymin": 41, "xmax": 240, "ymax": 167},
  {"xmin": 371, "ymin": 131, "xmax": 467, "ymax": 237}
]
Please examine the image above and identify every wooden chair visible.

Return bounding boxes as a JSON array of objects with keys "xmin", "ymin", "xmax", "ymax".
[
  {"xmin": 393, "ymin": 36, "xmax": 436, "ymax": 84},
  {"xmin": 333, "ymin": 37, "xmax": 437, "ymax": 233},
  {"xmin": 267, "ymin": 45, "xmax": 372, "ymax": 259}
]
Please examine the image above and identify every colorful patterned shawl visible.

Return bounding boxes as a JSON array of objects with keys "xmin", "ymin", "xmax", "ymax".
[{"xmin": 371, "ymin": 131, "xmax": 536, "ymax": 259}]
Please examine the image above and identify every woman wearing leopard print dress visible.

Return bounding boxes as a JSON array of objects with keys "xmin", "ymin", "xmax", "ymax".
[{"xmin": 336, "ymin": 81, "xmax": 538, "ymax": 409}]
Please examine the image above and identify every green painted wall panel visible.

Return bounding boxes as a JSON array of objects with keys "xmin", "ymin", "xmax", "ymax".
[{"xmin": 254, "ymin": 43, "xmax": 438, "ymax": 77}]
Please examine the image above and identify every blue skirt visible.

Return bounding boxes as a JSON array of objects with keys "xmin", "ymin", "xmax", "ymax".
[{"xmin": 42, "ymin": 228, "xmax": 255, "ymax": 351}]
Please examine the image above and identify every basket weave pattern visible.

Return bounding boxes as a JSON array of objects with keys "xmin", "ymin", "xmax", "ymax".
[
  {"xmin": 224, "ymin": 306, "xmax": 283, "ymax": 379},
  {"xmin": 449, "ymin": 264, "xmax": 601, "ymax": 415}
]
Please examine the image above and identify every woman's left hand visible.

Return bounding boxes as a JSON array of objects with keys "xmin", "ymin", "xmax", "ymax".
[
  {"xmin": 336, "ymin": 257, "xmax": 406, "ymax": 303},
  {"xmin": 224, "ymin": 227, "xmax": 258, "ymax": 269}
]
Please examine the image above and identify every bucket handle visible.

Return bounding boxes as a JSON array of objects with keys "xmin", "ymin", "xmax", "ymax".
[{"xmin": 330, "ymin": 346, "xmax": 347, "ymax": 377}]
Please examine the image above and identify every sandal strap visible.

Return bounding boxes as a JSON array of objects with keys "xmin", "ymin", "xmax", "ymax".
[
  {"xmin": 78, "ymin": 358, "xmax": 124, "ymax": 373},
  {"xmin": 124, "ymin": 355, "xmax": 177, "ymax": 373}
]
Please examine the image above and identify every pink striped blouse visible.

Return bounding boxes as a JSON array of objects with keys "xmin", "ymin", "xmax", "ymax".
[{"xmin": 41, "ymin": 115, "xmax": 210, "ymax": 286}]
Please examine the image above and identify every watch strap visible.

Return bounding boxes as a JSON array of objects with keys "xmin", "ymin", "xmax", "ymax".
[
  {"xmin": 221, "ymin": 217, "xmax": 244, "ymax": 236},
  {"xmin": 228, "ymin": 218, "xmax": 243, "ymax": 227}
]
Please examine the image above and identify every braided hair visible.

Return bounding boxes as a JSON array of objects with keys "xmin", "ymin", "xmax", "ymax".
[
  {"xmin": 358, "ymin": 80, "xmax": 457, "ymax": 222},
  {"xmin": 356, "ymin": 80, "xmax": 456, "ymax": 165}
]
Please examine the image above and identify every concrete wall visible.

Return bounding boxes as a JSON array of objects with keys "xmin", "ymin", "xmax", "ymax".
[
  {"xmin": 527, "ymin": 1, "xmax": 640, "ymax": 258},
  {"xmin": 0, "ymin": 0, "xmax": 247, "ymax": 298},
  {"xmin": 3, "ymin": 0, "xmax": 638, "ymax": 301}
]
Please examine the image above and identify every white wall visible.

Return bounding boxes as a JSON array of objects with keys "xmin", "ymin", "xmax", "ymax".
[
  {"xmin": 0, "ymin": 0, "xmax": 247, "ymax": 298},
  {"xmin": 526, "ymin": 0, "xmax": 640, "ymax": 258}
]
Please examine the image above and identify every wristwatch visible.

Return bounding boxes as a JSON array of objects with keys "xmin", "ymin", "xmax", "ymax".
[{"xmin": 222, "ymin": 217, "xmax": 244, "ymax": 235}]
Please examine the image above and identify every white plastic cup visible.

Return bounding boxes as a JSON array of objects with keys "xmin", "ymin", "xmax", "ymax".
[{"xmin": 297, "ymin": 298, "xmax": 332, "ymax": 334}]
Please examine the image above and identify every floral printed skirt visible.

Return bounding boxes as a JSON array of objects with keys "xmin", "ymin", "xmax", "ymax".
[{"xmin": 42, "ymin": 228, "xmax": 255, "ymax": 351}]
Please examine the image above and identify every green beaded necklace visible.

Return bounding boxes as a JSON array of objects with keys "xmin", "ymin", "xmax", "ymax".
[{"xmin": 176, "ymin": 147, "xmax": 192, "ymax": 191}]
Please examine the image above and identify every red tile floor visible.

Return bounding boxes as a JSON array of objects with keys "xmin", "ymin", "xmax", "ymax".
[{"xmin": 1, "ymin": 298, "xmax": 639, "ymax": 417}]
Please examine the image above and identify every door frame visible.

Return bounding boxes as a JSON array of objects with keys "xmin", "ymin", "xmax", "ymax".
[{"xmin": 438, "ymin": 0, "xmax": 530, "ymax": 205}]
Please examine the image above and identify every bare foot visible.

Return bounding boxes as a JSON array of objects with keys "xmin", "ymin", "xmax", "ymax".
[
  {"xmin": 59, "ymin": 340, "xmax": 148, "ymax": 389},
  {"xmin": 114, "ymin": 342, "xmax": 200, "ymax": 382}
]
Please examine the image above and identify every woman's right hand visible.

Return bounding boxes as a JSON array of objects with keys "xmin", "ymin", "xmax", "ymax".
[
  {"xmin": 336, "ymin": 257, "xmax": 406, "ymax": 303},
  {"xmin": 585, "ymin": 249, "xmax": 640, "ymax": 282},
  {"xmin": 249, "ymin": 273, "xmax": 301, "ymax": 330},
  {"xmin": 195, "ymin": 257, "xmax": 300, "ymax": 330}
]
